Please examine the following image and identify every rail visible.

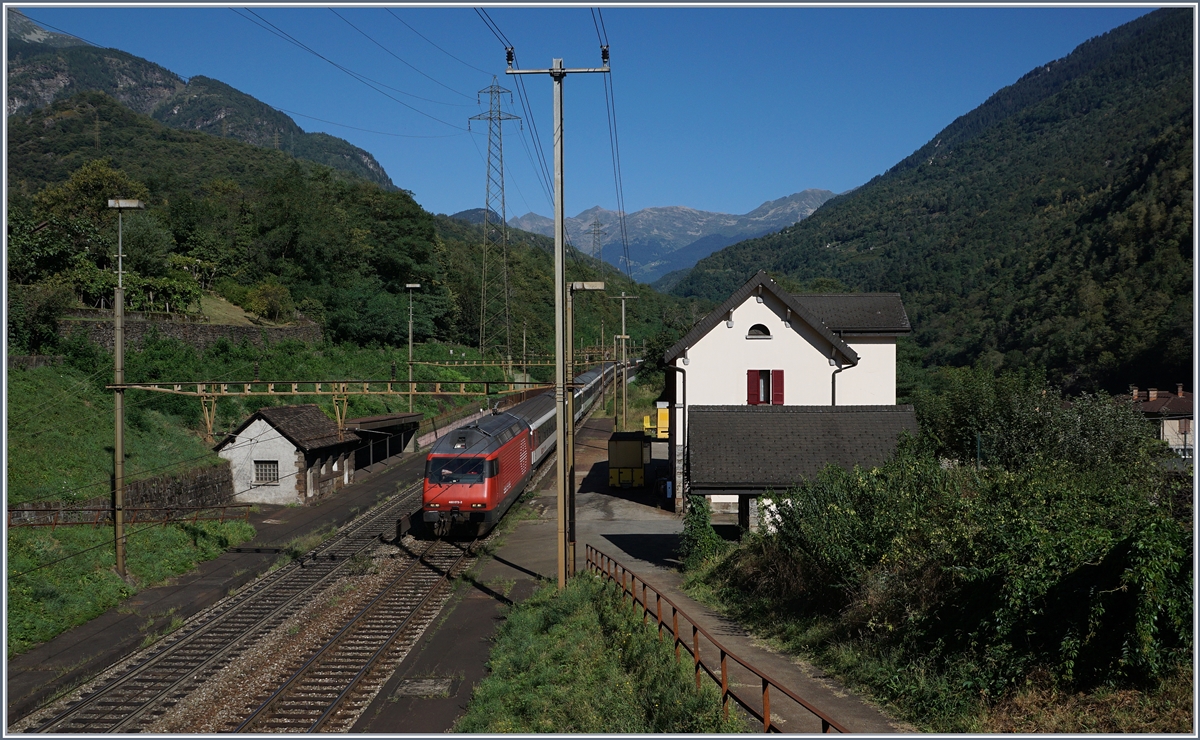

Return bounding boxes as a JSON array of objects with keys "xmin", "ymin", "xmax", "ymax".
[
  {"xmin": 586, "ymin": 546, "xmax": 847, "ymax": 734},
  {"xmin": 7, "ymin": 503, "xmax": 252, "ymax": 529}
]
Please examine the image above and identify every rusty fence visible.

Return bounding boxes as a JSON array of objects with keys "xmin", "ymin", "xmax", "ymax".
[
  {"xmin": 8, "ymin": 504, "xmax": 252, "ymax": 530},
  {"xmin": 586, "ymin": 545, "xmax": 847, "ymax": 734}
]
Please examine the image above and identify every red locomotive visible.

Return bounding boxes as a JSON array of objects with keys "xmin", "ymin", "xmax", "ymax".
[{"xmin": 421, "ymin": 363, "xmax": 617, "ymax": 537}]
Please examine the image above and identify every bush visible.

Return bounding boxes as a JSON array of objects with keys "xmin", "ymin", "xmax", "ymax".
[
  {"xmin": 244, "ymin": 279, "xmax": 294, "ymax": 322},
  {"xmin": 678, "ymin": 495, "xmax": 728, "ymax": 571},
  {"xmin": 696, "ymin": 368, "xmax": 1192, "ymax": 728},
  {"xmin": 455, "ymin": 575, "xmax": 744, "ymax": 733}
]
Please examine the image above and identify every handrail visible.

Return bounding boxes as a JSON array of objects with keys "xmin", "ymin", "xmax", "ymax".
[{"xmin": 585, "ymin": 545, "xmax": 847, "ymax": 733}]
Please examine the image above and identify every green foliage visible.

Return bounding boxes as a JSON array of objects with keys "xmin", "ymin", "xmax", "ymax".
[
  {"xmin": 455, "ymin": 574, "xmax": 744, "ymax": 733},
  {"xmin": 7, "ymin": 282, "xmax": 75, "ymax": 355},
  {"xmin": 7, "ymin": 519, "xmax": 255, "ymax": 656},
  {"xmin": 914, "ymin": 365, "xmax": 1170, "ymax": 470},
  {"xmin": 674, "ymin": 9, "xmax": 1192, "ymax": 393},
  {"xmin": 696, "ymin": 369, "xmax": 1191, "ymax": 729},
  {"xmin": 678, "ymin": 495, "xmax": 729, "ymax": 571},
  {"xmin": 244, "ymin": 279, "xmax": 294, "ymax": 322}
]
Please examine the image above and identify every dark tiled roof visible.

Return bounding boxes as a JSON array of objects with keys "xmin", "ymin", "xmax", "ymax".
[
  {"xmin": 663, "ymin": 271, "xmax": 860, "ymax": 365},
  {"xmin": 1127, "ymin": 387, "xmax": 1193, "ymax": 417},
  {"xmin": 216, "ymin": 404, "xmax": 359, "ymax": 452},
  {"xmin": 687, "ymin": 405, "xmax": 918, "ymax": 492},
  {"xmin": 791, "ymin": 294, "xmax": 910, "ymax": 333}
]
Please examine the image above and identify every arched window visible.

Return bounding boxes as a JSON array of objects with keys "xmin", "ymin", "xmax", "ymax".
[{"xmin": 747, "ymin": 323, "xmax": 771, "ymax": 339}]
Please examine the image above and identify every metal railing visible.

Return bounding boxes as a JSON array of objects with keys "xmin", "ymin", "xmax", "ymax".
[
  {"xmin": 586, "ymin": 545, "xmax": 847, "ymax": 733},
  {"xmin": 8, "ymin": 504, "xmax": 252, "ymax": 529}
]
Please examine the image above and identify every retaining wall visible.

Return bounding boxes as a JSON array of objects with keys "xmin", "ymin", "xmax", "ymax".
[{"xmin": 58, "ymin": 319, "xmax": 322, "ymax": 352}]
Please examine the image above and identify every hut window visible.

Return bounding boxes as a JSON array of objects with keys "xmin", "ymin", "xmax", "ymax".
[
  {"xmin": 254, "ymin": 460, "xmax": 280, "ymax": 484},
  {"xmin": 747, "ymin": 324, "xmax": 771, "ymax": 339}
]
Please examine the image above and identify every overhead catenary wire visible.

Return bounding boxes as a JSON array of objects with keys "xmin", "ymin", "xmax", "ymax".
[{"xmin": 593, "ymin": 8, "xmax": 634, "ymax": 282}]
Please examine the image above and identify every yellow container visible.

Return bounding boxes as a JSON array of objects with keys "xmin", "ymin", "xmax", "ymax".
[{"xmin": 608, "ymin": 432, "xmax": 649, "ymax": 488}]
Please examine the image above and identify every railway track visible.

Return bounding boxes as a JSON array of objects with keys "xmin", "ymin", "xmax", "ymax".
[
  {"xmin": 26, "ymin": 484, "xmax": 424, "ymax": 734},
  {"xmin": 233, "ymin": 537, "xmax": 474, "ymax": 732}
]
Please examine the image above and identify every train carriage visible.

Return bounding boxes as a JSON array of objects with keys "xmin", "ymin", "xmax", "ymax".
[{"xmin": 421, "ymin": 361, "xmax": 627, "ymax": 537}]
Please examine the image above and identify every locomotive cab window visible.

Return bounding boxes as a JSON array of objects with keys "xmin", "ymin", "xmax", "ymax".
[{"xmin": 426, "ymin": 457, "xmax": 497, "ymax": 484}]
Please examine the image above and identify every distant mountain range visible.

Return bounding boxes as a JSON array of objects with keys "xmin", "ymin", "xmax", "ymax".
[
  {"xmin": 6, "ymin": 9, "xmax": 394, "ymax": 189},
  {"xmin": 505, "ymin": 189, "xmax": 835, "ymax": 284}
]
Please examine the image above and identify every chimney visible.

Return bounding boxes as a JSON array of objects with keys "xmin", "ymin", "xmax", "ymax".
[
  {"xmin": 1148, "ymin": 388, "xmax": 1158, "ymax": 401},
  {"xmin": 1130, "ymin": 385, "xmax": 1139, "ymax": 401},
  {"xmin": 1177, "ymin": 383, "xmax": 1184, "ymax": 397}
]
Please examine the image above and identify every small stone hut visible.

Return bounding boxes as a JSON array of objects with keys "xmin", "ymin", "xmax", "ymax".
[{"xmin": 215, "ymin": 405, "xmax": 360, "ymax": 505}]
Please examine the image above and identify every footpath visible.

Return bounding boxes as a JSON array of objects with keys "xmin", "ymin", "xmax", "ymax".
[
  {"xmin": 353, "ymin": 415, "xmax": 911, "ymax": 734},
  {"xmin": 5, "ymin": 453, "xmax": 425, "ymax": 726}
]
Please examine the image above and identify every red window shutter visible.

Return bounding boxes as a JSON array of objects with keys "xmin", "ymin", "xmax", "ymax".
[
  {"xmin": 747, "ymin": 369, "xmax": 759, "ymax": 405},
  {"xmin": 772, "ymin": 370, "xmax": 784, "ymax": 405}
]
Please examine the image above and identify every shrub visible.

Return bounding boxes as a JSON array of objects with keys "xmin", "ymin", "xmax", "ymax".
[{"xmin": 678, "ymin": 495, "xmax": 728, "ymax": 570}]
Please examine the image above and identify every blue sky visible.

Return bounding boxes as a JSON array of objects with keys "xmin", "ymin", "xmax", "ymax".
[{"xmin": 19, "ymin": 5, "xmax": 1156, "ymax": 219}]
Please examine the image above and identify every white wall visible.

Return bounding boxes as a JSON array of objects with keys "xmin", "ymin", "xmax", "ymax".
[
  {"xmin": 219, "ymin": 418, "xmax": 302, "ymax": 505},
  {"xmin": 834, "ymin": 336, "xmax": 896, "ymax": 405},
  {"xmin": 669, "ymin": 291, "xmax": 899, "ymax": 504}
]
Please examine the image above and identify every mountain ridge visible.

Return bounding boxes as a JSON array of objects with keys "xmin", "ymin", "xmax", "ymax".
[
  {"xmin": 508, "ymin": 188, "xmax": 835, "ymax": 282},
  {"xmin": 6, "ymin": 10, "xmax": 395, "ymax": 189}
]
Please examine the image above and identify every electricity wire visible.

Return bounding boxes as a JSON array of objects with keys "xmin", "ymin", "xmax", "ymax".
[
  {"xmin": 329, "ymin": 9, "xmax": 476, "ymax": 103},
  {"xmin": 231, "ymin": 8, "xmax": 468, "ymax": 132},
  {"xmin": 276, "ymin": 107, "xmax": 466, "ymax": 139},
  {"xmin": 8, "ymin": 9, "xmax": 101, "ymax": 48},
  {"xmin": 386, "ymin": 9, "xmax": 492, "ymax": 76}
]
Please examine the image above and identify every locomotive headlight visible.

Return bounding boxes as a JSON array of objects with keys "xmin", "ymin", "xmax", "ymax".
[
  {"xmin": 471, "ymin": 503, "xmax": 485, "ymax": 508},
  {"xmin": 428, "ymin": 503, "xmax": 440, "ymax": 508}
]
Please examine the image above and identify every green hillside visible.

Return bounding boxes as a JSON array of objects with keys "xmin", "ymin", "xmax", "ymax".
[
  {"xmin": 7, "ymin": 37, "xmax": 394, "ymax": 189},
  {"xmin": 674, "ymin": 8, "xmax": 1192, "ymax": 393},
  {"xmin": 7, "ymin": 91, "xmax": 695, "ymax": 356}
]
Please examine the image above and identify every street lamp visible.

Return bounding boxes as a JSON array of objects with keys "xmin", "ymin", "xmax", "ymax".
[
  {"xmin": 406, "ymin": 283, "xmax": 421, "ymax": 413},
  {"xmin": 565, "ymin": 281, "xmax": 604, "ymax": 577},
  {"xmin": 107, "ymin": 198, "xmax": 144, "ymax": 579}
]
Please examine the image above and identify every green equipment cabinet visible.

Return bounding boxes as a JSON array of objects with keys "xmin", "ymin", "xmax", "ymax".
[{"xmin": 608, "ymin": 432, "xmax": 650, "ymax": 488}]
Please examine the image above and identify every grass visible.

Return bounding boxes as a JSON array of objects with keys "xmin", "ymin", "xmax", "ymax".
[
  {"xmin": 6, "ymin": 363, "xmax": 223, "ymax": 504},
  {"xmin": 454, "ymin": 574, "xmax": 747, "ymax": 733},
  {"xmin": 7, "ymin": 519, "xmax": 255, "ymax": 656}
]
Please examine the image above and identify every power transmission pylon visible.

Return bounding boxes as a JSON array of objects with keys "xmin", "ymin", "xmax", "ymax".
[
  {"xmin": 469, "ymin": 77, "xmax": 521, "ymax": 360},
  {"xmin": 589, "ymin": 218, "xmax": 606, "ymax": 264}
]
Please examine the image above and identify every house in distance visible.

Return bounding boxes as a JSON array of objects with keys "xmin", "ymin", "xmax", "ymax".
[{"xmin": 661, "ymin": 270, "xmax": 917, "ymax": 526}]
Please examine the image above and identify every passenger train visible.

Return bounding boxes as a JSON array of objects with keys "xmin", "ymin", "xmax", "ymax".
[{"xmin": 421, "ymin": 362, "xmax": 629, "ymax": 537}]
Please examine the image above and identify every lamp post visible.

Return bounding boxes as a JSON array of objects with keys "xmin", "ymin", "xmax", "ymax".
[
  {"xmin": 566, "ymin": 281, "xmax": 604, "ymax": 576},
  {"xmin": 107, "ymin": 198, "xmax": 144, "ymax": 578},
  {"xmin": 406, "ymin": 283, "xmax": 421, "ymax": 413}
]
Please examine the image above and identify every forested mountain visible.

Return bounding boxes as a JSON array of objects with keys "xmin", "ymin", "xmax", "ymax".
[
  {"xmin": 673, "ymin": 8, "xmax": 1192, "ymax": 393},
  {"xmin": 7, "ymin": 91, "xmax": 695, "ymax": 355},
  {"xmin": 6, "ymin": 10, "xmax": 394, "ymax": 189},
  {"xmin": 509, "ymin": 189, "xmax": 835, "ymax": 283}
]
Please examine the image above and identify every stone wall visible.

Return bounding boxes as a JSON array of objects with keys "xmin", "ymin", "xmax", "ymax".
[
  {"xmin": 58, "ymin": 318, "xmax": 322, "ymax": 352},
  {"xmin": 8, "ymin": 464, "xmax": 234, "ymax": 524},
  {"xmin": 7, "ymin": 355, "xmax": 64, "ymax": 371}
]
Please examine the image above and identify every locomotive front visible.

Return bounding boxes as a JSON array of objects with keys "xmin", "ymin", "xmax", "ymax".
[{"xmin": 422, "ymin": 412, "xmax": 530, "ymax": 537}]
